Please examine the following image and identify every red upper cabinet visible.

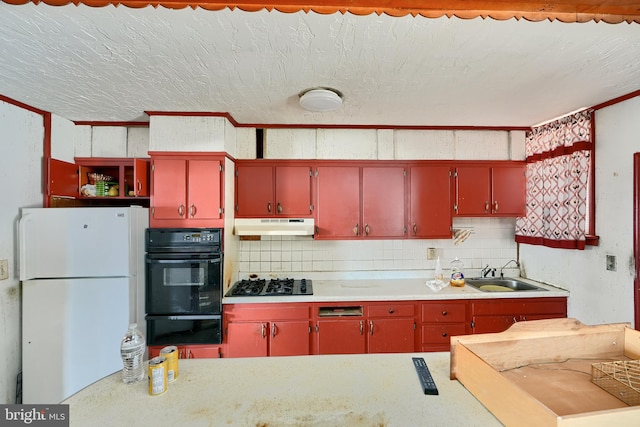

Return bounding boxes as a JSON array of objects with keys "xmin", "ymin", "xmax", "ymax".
[
  {"xmin": 362, "ymin": 166, "xmax": 407, "ymax": 238},
  {"xmin": 454, "ymin": 163, "xmax": 525, "ymax": 217},
  {"xmin": 491, "ymin": 165, "xmax": 526, "ymax": 216},
  {"xmin": 235, "ymin": 165, "xmax": 273, "ymax": 216},
  {"xmin": 408, "ymin": 165, "xmax": 452, "ymax": 238},
  {"xmin": 235, "ymin": 162, "xmax": 313, "ymax": 218},
  {"xmin": 315, "ymin": 166, "xmax": 361, "ymax": 238},
  {"xmin": 275, "ymin": 166, "xmax": 313, "ymax": 216},
  {"xmin": 47, "ymin": 157, "xmax": 150, "ymax": 207},
  {"xmin": 150, "ymin": 153, "xmax": 224, "ymax": 228},
  {"xmin": 315, "ymin": 164, "xmax": 406, "ymax": 239}
]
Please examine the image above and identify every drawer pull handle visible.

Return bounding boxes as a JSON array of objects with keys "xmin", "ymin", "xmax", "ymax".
[
  {"xmin": 441, "ymin": 332, "xmax": 448, "ymax": 337},
  {"xmin": 442, "ymin": 311, "xmax": 448, "ymax": 316},
  {"xmin": 388, "ymin": 309, "xmax": 395, "ymax": 314}
]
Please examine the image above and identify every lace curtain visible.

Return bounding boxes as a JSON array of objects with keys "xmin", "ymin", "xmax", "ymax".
[{"xmin": 515, "ymin": 110, "xmax": 593, "ymax": 249}]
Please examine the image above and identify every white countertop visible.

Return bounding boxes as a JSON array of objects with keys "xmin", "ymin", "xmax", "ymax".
[
  {"xmin": 223, "ymin": 277, "xmax": 569, "ymax": 304},
  {"xmin": 63, "ymin": 352, "xmax": 502, "ymax": 426}
]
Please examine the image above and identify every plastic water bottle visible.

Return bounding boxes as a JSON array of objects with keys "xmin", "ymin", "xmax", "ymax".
[{"xmin": 120, "ymin": 323, "xmax": 145, "ymax": 384}]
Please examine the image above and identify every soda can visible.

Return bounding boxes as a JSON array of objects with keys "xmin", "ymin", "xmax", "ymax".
[
  {"xmin": 148, "ymin": 356, "xmax": 167, "ymax": 396},
  {"xmin": 159, "ymin": 345, "xmax": 179, "ymax": 382}
]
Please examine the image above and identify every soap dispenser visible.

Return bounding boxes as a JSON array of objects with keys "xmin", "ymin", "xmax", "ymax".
[{"xmin": 450, "ymin": 257, "xmax": 465, "ymax": 287}]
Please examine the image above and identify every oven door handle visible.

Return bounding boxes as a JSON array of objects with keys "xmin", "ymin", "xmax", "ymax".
[{"xmin": 146, "ymin": 258, "xmax": 222, "ymax": 264}]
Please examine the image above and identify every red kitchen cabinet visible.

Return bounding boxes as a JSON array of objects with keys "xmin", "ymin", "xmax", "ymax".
[
  {"xmin": 491, "ymin": 165, "xmax": 527, "ymax": 216},
  {"xmin": 314, "ymin": 302, "xmax": 416, "ymax": 354},
  {"xmin": 314, "ymin": 164, "xmax": 406, "ymax": 239},
  {"xmin": 224, "ymin": 303, "xmax": 311, "ymax": 358},
  {"xmin": 367, "ymin": 303, "xmax": 416, "ymax": 353},
  {"xmin": 150, "ymin": 153, "xmax": 224, "ymax": 228},
  {"xmin": 46, "ymin": 157, "xmax": 150, "ymax": 207},
  {"xmin": 470, "ymin": 297, "xmax": 567, "ymax": 334},
  {"xmin": 315, "ymin": 319, "xmax": 366, "ymax": 354},
  {"xmin": 420, "ymin": 301, "xmax": 469, "ymax": 352},
  {"xmin": 315, "ymin": 165, "xmax": 361, "ymax": 238},
  {"xmin": 148, "ymin": 344, "xmax": 222, "ymax": 359},
  {"xmin": 235, "ymin": 165, "xmax": 272, "ymax": 217},
  {"xmin": 235, "ymin": 163, "xmax": 313, "ymax": 218},
  {"xmin": 408, "ymin": 165, "xmax": 452, "ymax": 238},
  {"xmin": 454, "ymin": 163, "xmax": 525, "ymax": 217},
  {"xmin": 362, "ymin": 166, "xmax": 407, "ymax": 238}
]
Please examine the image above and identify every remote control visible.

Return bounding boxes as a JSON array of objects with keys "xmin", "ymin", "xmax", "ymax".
[{"xmin": 412, "ymin": 357, "xmax": 439, "ymax": 395}]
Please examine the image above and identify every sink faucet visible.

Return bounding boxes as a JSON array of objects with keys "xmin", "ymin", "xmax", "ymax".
[
  {"xmin": 481, "ymin": 265, "xmax": 496, "ymax": 278},
  {"xmin": 500, "ymin": 259, "xmax": 520, "ymax": 278}
]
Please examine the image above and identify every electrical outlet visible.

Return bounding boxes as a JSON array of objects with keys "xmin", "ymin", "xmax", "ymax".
[
  {"xmin": 606, "ymin": 255, "xmax": 617, "ymax": 271},
  {"xmin": 427, "ymin": 248, "xmax": 442, "ymax": 260},
  {"xmin": 0, "ymin": 259, "xmax": 8, "ymax": 280}
]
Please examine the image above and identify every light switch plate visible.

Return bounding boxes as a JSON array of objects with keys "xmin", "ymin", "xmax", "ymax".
[
  {"xmin": 606, "ymin": 255, "xmax": 617, "ymax": 271},
  {"xmin": 0, "ymin": 259, "xmax": 8, "ymax": 280}
]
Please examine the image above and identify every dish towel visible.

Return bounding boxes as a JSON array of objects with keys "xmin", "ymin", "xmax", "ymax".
[{"xmin": 453, "ymin": 228, "xmax": 473, "ymax": 245}]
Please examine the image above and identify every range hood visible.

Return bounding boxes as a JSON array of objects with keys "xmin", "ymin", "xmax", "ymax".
[{"xmin": 234, "ymin": 218, "xmax": 315, "ymax": 236}]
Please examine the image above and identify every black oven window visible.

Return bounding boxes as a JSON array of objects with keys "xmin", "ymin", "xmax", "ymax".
[{"xmin": 163, "ymin": 265, "xmax": 205, "ymax": 287}]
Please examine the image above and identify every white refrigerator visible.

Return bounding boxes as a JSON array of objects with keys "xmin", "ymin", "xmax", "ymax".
[{"xmin": 19, "ymin": 206, "xmax": 148, "ymax": 404}]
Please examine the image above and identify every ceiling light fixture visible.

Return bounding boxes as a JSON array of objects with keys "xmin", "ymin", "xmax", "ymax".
[{"xmin": 298, "ymin": 87, "xmax": 343, "ymax": 112}]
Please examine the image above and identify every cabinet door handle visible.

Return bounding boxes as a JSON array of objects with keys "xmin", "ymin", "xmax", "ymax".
[
  {"xmin": 277, "ymin": 202, "xmax": 282, "ymax": 213},
  {"xmin": 442, "ymin": 310, "xmax": 448, "ymax": 316},
  {"xmin": 485, "ymin": 201, "xmax": 489, "ymax": 213},
  {"xmin": 190, "ymin": 204, "xmax": 196, "ymax": 217},
  {"xmin": 369, "ymin": 320, "xmax": 374, "ymax": 335},
  {"xmin": 359, "ymin": 320, "xmax": 364, "ymax": 335},
  {"xmin": 365, "ymin": 224, "xmax": 370, "ymax": 236},
  {"xmin": 521, "ymin": 316, "xmax": 527, "ymax": 321},
  {"xmin": 137, "ymin": 180, "xmax": 141, "ymax": 192},
  {"xmin": 187, "ymin": 349, "xmax": 194, "ymax": 359},
  {"xmin": 413, "ymin": 223, "xmax": 417, "ymax": 235},
  {"xmin": 267, "ymin": 202, "xmax": 272, "ymax": 213},
  {"xmin": 353, "ymin": 223, "xmax": 359, "ymax": 236},
  {"xmin": 494, "ymin": 201, "xmax": 499, "ymax": 213},
  {"xmin": 388, "ymin": 309, "xmax": 395, "ymax": 314},
  {"xmin": 178, "ymin": 203, "xmax": 184, "ymax": 217},
  {"xmin": 272, "ymin": 323, "xmax": 277, "ymax": 338},
  {"xmin": 512, "ymin": 316, "xmax": 518, "ymax": 323},
  {"xmin": 261, "ymin": 323, "xmax": 266, "ymax": 338}
]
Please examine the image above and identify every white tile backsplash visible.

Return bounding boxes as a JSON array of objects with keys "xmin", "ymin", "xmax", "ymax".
[{"xmin": 236, "ymin": 217, "xmax": 519, "ymax": 279}]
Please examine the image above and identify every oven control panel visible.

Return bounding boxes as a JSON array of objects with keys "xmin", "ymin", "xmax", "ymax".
[{"xmin": 146, "ymin": 228, "xmax": 222, "ymax": 252}]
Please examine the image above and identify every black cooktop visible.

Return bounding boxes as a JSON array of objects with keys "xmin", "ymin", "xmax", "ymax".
[{"xmin": 226, "ymin": 278, "xmax": 313, "ymax": 297}]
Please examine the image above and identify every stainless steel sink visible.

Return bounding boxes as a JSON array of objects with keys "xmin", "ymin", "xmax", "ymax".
[{"xmin": 465, "ymin": 277, "xmax": 547, "ymax": 292}]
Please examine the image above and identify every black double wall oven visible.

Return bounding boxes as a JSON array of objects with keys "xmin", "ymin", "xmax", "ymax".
[{"xmin": 145, "ymin": 228, "xmax": 223, "ymax": 346}]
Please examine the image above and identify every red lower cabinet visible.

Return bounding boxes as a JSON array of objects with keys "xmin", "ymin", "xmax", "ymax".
[
  {"xmin": 420, "ymin": 301, "xmax": 469, "ymax": 352},
  {"xmin": 315, "ymin": 318, "xmax": 366, "ymax": 354},
  {"xmin": 313, "ymin": 302, "xmax": 416, "ymax": 354},
  {"xmin": 224, "ymin": 304, "xmax": 312, "ymax": 358},
  {"xmin": 470, "ymin": 297, "xmax": 567, "ymax": 334}
]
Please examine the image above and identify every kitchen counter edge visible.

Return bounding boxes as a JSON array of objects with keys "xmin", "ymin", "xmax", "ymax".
[{"xmin": 223, "ymin": 277, "xmax": 569, "ymax": 304}]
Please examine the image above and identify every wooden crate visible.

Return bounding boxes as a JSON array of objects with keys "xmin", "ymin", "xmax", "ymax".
[{"xmin": 450, "ymin": 318, "xmax": 640, "ymax": 427}]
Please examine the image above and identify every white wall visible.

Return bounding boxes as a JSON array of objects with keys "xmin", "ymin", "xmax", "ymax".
[
  {"xmin": 519, "ymin": 97, "xmax": 640, "ymax": 327},
  {"xmin": 0, "ymin": 100, "xmax": 44, "ymax": 403}
]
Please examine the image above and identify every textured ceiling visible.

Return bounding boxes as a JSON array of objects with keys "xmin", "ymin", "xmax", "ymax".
[{"xmin": 1, "ymin": 3, "xmax": 639, "ymax": 127}]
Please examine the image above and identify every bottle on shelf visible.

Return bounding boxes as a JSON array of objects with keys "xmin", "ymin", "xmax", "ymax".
[{"xmin": 120, "ymin": 323, "xmax": 145, "ymax": 384}]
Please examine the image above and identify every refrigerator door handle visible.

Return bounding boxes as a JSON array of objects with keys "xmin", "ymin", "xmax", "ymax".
[{"xmin": 18, "ymin": 212, "xmax": 33, "ymax": 281}]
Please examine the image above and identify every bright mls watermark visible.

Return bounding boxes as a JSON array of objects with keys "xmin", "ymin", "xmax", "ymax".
[{"xmin": 0, "ymin": 405, "xmax": 68, "ymax": 426}]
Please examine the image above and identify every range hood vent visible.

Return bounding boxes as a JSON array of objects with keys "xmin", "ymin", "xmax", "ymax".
[{"xmin": 234, "ymin": 218, "xmax": 315, "ymax": 236}]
